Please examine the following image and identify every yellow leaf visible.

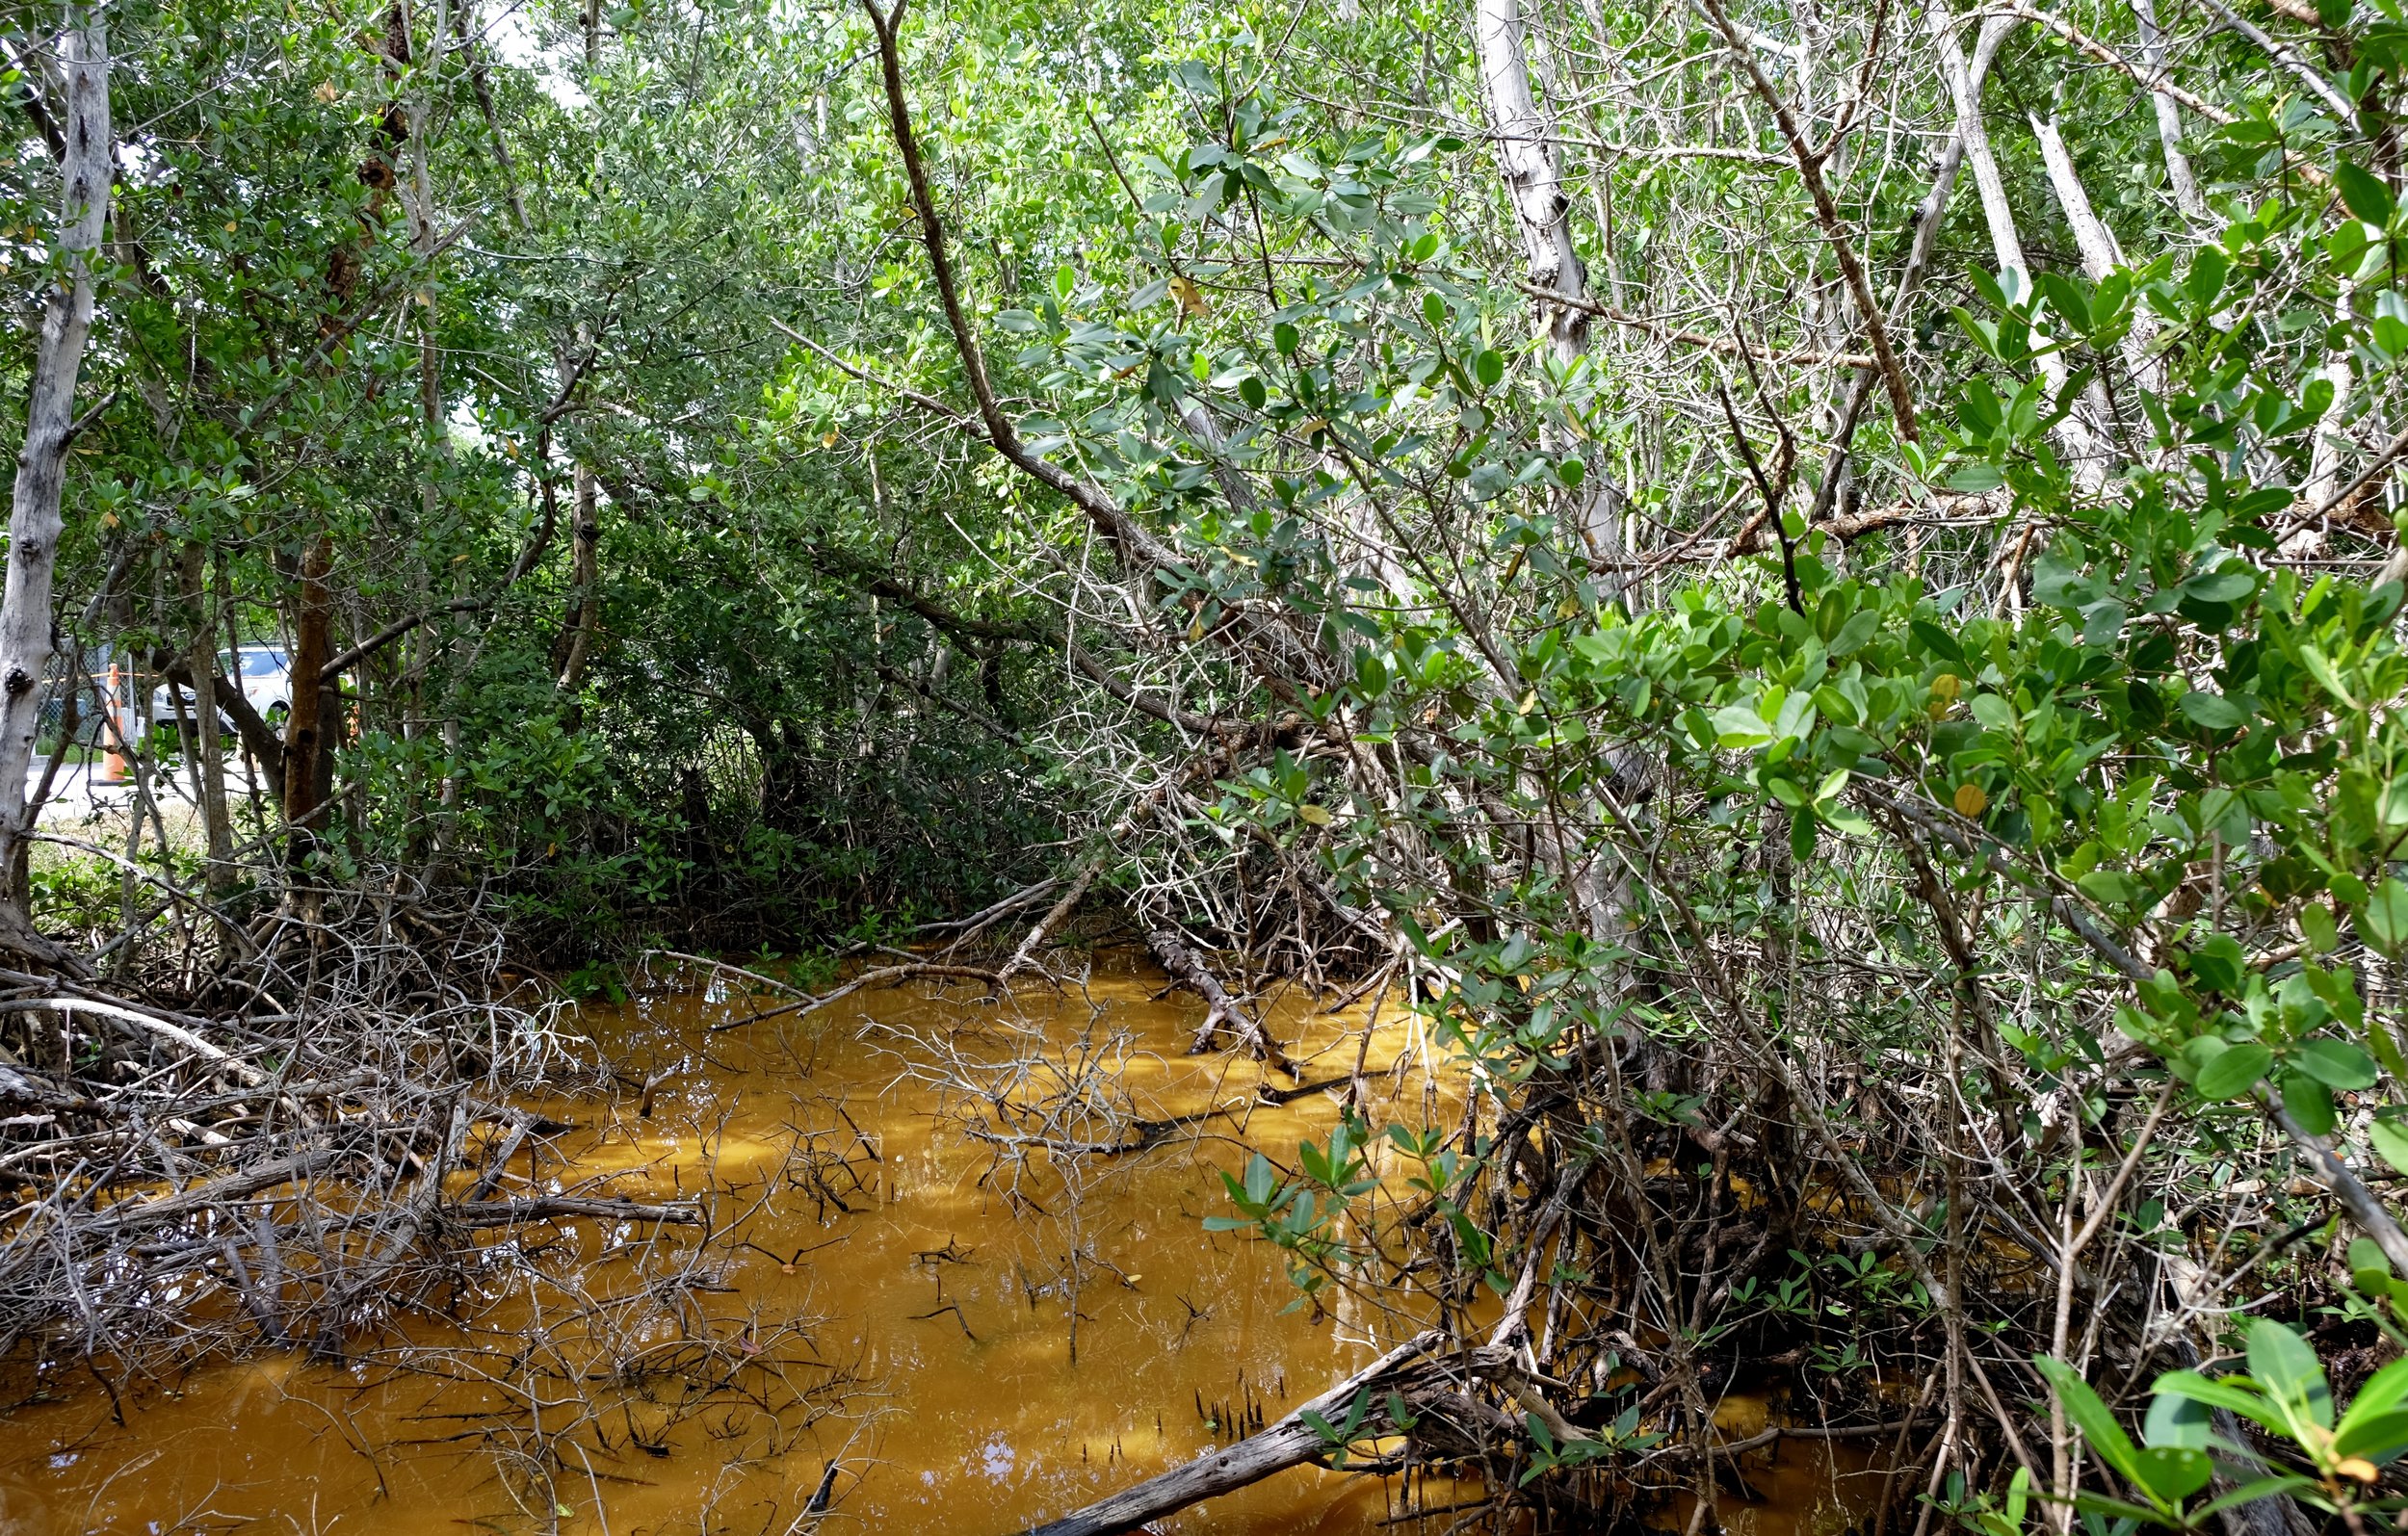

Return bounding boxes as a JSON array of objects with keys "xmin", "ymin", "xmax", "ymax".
[
  {"xmin": 822, "ymin": 429, "xmax": 840, "ymax": 448},
  {"xmin": 223, "ymin": 221, "xmax": 238, "ymax": 233},
  {"xmin": 2337, "ymin": 1457, "xmax": 2380, "ymax": 1483},
  {"xmin": 1929, "ymin": 672, "xmax": 1962, "ymax": 702},
  {"xmin": 1168, "ymin": 273, "xmax": 1208, "ymax": 318},
  {"xmin": 314, "ymin": 80, "xmax": 339, "ymax": 102},
  {"xmin": 1297, "ymin": 803, "xmax": 1331, "ymax": 825},
  {"xmin": 1953, "ymin": 783, "xmax": 1988, "ymax": 818}
]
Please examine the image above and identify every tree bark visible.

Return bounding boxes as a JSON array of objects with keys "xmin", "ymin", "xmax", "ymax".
[
  {"xmin": 1936, "ymin": 13, "xmax": 2034, "ymax": 289},
  {"xmin": 1935, "ymin": 11, "xmax": 2109, "ymax": 490},
  {"xmin": 1471, "ymin": 0, "xmax": 1633, "ymax": 578},
  {"xmin": 160, "ymin": 654, "xmax": 282, "ymax": 795},
  {"xmin": 0, "ymin": 5, "xmax": 110, "ymax": 963},
  {"xmin": 2031, "ymin": 114, "xmax": 2163, "ymax": 395},
  {"xmin": 283, "ymin": 535, "xmax": 336, "ymax": 854},
  {"xmin": 1469, "ymin": 0, "xmax": 1653, "ymax": 942},
  {"xmin": 1476, "ymin": 0, "xmax": 1585, "ymax": 367},
  {"xmin": 554, "ymin": 457, "xmax": 599, "ymax": 706},
  {"xmin": 180, "ymin": 545, "xmax": 235, "ymax": 895}
]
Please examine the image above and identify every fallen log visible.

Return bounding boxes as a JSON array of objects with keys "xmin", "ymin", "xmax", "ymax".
[
  {"xmin": 993, "ymin": 859, "xmax": 1098, "ymax": 982},
  {"xmin": 447, "ymin": 1193, "xmax": 702, "ymax": 1227},
  {"xmin": 1145, "ymin": 929, "xmax": 1297, "ymax": 1079},
  {"xmin": 86, "ymin": 1143, "xmax": 350, "ymax": 1233},
  {"xmin": 0, "ymin": 996, "xmax": 267, "ymax": 1084},
  {"xmin": 1010, "ymin": 1328, "xmax": 1443, "ymax": 1536},
  {"xmin": 708, "ymin": 962, "xmax": 1004, "ymax": 1032}
]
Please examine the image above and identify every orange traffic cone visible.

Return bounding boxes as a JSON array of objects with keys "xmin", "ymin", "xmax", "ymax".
[{"xmin": 99, "ymin": 663, "xmax": 127, "ymax": 784}]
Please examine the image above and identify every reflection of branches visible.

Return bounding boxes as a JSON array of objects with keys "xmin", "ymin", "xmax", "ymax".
[
  {"xmin": 910, "ymin": 1300, "xmax": 978, "ymax": 1341},
  {"xmin": 868, "ymin": 986, "xmax": 1186, "ymax": 1365},
  {"xmin": 325, "ymin": 1092, "xmax": 867, "ymax": 1526}
]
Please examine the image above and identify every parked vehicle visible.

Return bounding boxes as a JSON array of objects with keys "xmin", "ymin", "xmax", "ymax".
[{"xmin": 150, "ymin": 645, "xmax": 292, "ymax": 732}]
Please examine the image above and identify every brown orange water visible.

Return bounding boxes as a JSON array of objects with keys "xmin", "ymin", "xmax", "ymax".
[
  {"xmin": 0, "ymin": 957, "xmax": 1883, "ymax": 1536},
  {"xmin": 0, "ymin": 958, "xmax": 1464, "ymax": 1534}
]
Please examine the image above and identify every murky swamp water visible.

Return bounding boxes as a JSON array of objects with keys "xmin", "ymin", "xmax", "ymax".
[{"xmin": 0, "ymin": 955, "xmax": 1883, "ymax": 1535}]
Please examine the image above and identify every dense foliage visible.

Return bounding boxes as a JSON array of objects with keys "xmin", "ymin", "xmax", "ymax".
[{"xmin": 22, "ymin": 0, "xmax": 2408, "ymax": 1525}]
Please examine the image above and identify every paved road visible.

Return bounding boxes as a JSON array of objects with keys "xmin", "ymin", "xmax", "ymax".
[
  {"xmin": 26, "ymin": 759, "xmax": 277, "ymax": 836},
  {"xmin": 25, "ymin": 763, "xmax": 156, "ymax": 823}
]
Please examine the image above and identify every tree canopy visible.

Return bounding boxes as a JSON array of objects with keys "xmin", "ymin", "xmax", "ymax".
[{"xmin": 12, "ymin": 0, "xmax": 2408, "ymax": 1525}]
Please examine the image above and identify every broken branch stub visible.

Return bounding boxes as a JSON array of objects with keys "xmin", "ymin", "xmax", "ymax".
[{"xmin": 1144, "ymin": 929, "xmax": 1297, "ymax": 1079}]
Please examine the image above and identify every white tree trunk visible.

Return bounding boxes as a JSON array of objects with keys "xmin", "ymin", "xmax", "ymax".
[
  {"xmin": 1475, "ymin": 0, "xmax": 1631, "ymax": 582},
  {"xmin": 1935, "ymin": 13, "xmax": 2109, "ymax": 491},
  {"xmin": 2130, "ymin": 0, "xmax": 2208, "ymax": 219},
  {"xmin": 1938, "ymin": 16, "xmax": 2037, "ymax": 297},
  {"xmin": 1475, "ymin": 0, "xmax": 1639, "ymax": 945},
  {"xmin": 1477, "ymin": 0, "xmax": 1586, "ymax": 365},
  {"xmin": 0, "ymin": 6, "xmax": 110, "ymax": 948},
  {"xmin": 2033, "ymin": 114, "xmax": 2164, "ymax": 396}
]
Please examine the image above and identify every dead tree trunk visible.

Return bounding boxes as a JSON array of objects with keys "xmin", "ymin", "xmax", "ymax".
[
  {"xmin": 995, "ymin": 858, "xmax": 1098, "ymax": 982},
  {"xmin": 0, "ymin": 5, "xmax": 110, "ymax": 963}
]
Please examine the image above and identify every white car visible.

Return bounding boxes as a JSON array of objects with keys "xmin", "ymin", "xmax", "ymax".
[{"xmin": 150, "ymin": 645, "xmax": 293, "ymax": 730}]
